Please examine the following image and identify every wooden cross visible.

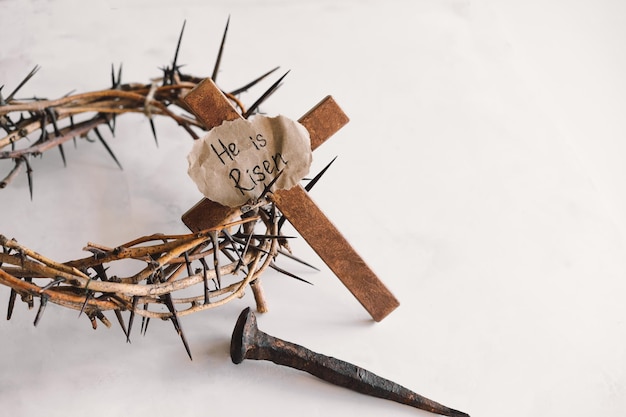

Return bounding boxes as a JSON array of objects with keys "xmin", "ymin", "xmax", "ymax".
[{"xmin": 181, "ymin": 78, "xmax": 399, "ymax": 321}]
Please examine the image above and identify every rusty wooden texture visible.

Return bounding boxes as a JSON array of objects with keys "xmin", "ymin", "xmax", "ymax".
[{"xmin": 181, "ymin": 78, "xmax": 399, "ymax": 321}]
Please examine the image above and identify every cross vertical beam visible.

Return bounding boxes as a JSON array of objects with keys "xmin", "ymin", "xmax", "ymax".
[{"xmin": 182, "ymin": 78, "xmax": 399, "ymax": 321}]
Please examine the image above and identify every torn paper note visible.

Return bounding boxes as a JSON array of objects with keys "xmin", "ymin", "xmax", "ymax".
[{"xmin": 187, "ymin": 115, "xmax": 312, "ymax": 207}]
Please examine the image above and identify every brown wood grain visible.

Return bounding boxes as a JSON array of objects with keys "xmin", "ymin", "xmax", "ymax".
[{"xmin": 181, "ymin": 78, "xmax": 399, "ymax": 321}]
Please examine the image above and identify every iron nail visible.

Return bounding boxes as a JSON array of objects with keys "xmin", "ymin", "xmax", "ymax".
[{"xmin": 231, "ymin": 308, "xmax": 469, "ymax": 417}]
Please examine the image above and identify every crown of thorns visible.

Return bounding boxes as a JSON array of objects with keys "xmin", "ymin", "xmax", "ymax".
[{"xmin": 0, "ymin": 20, "xmax": 324, "ymax": 359}]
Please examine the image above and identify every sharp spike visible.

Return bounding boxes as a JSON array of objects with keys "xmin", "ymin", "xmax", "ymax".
[
  {"xmin": 92, "ymin": 264, "xmax": 109, "ymax": 281},
  {"xmin": 234, "ymin": 233, "xmax": 295, "ymax": 240},
  {"xmin": 114, "ymin": 309, "xmax": 128, "ymax": 338},
  {"xmin": 117, "ymin": 64, "xmax": 123, "ymax": 87},
  {"xmin": 229, "ymin": 66, "xmax": 280, "ymax": 96},
  {"xmin": 33, "ymin": 294, "xmax": 48, "ymax": 327},
  {"xmin": 40, "ymin": 276, "xmax": 66, "ymax": 291},
  {"xmin": 243, "ymin": 70, "xmax": 290, "ymax": 119},
  {"xmin": 170, "ymin": 20, "xmax": 186, "ymax": 82},
  {"xmin": 7, "ymin": 65, "xmax": 40, "ymax": 101},
  {"xmin": 21, "ymin": 156, "xmax": 33, "ymax": 200},
  {"xmin": 269, "ymin": 262, "xmax": 313, "ymax": 285},
  {"xmin": 7, "ymin": 289, "xmax": 17, "ymax": 320},
  {"xmin": 278, "ymin": 157, "xmax": 336, "ymax": 232},
  {"xmin": 183, "ymin": 251, "xmax": 193, "ymax": 277},
  {"xmin": 110, "ymin": 63, "xmax": 122, "ymax": 89},
  {"xmin": 211, "ymin": 15, "xmax": 230, "ymax": 82},
  {"xmin": 46, "ymin": 108, "xmax": 61, "ymax": 137},
  {"xmin": 78, "ymin": 290, "xmax": 93, "ymax": 318},
  {"xmin": 199, "ymin": 258, "xmax": 211, "ymax": 304},
  {"xmin": 141, "ymin": 317, "xmax": 150, "ymax": 335},
  {"xmin": 305, "ymin": 156, "xmax": 337, "ymax": 192},
  {"xmin": 39, "ymin": 109, "xmax": 48, "ymax": 143},
  {"xmin": 105, "ymin": 117, "xmax": 116, "ymax": 136},
  {"xmin": 148, "ymin": 117, "xmax": 158, "ymax": 147},
  {"xmin": 127, "ymin": 295, "xmax": 138, "ymax": 343},
  {"xmin": 163, "ymin": 294, "xmax": 192, "ymax": 360},
  {"xmin": 93, "ymin": 127, "xmax": 122, "ymax": 170},
  {"xmin": 140, "ymin": 306, "xmax": 151, "ymax": 336},
  {"xmin": 220, "ymin": 229, "xmax": 246, "ymax": 273},
  {"xmin": 276, "ymin": 248, "xmax": 320, "ymax": 271},
  {"xmin": 210, "ymin": 231, "xmax": 222, "ymax": 291},
  {"xmin": 259, "ymin": 169, "xmax": 284, "ymax": 200},
  {"xmin": 58, "ymin": 143, "xmax": 67, "ymax": 167}
]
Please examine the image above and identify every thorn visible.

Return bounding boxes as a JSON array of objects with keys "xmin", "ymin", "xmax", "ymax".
[
  {"xmin": 114, "ymin": 309, "xmax": 128, "ymax": 338},
  {"xmin": 141, "ymin": 316, "xmax": 150, "ymax": 336},
  {"xmin": 7, "ymin": 289, "xmax": 17, "ymax": 320},
  {"xmin": 209, "ymin": 231, "xmax": 221, "ymax": 291},
  {"xmin": 78, "ymin": 290, "xmax": 93, "ymax": 318},
  {"xmin": 148, "ymin": 117, "xmax": 158, "ymax": 147},
  {"xmin": 45, "ymin": 108, "xmax": 61, "ymax": 137},
  {"xmin": 229, "ymin": 66, "xmax": 280, "ymax": 96},
  {"xmin": 7, "ymin": 65, "xmax": 40, "ymax": 101},
  {"xmin": 163, "ymin": 294, "xmax": 192, "ymax": 360},
  {"xmin": 278, "ymin": 157, "xmax": 336, "ymax": 232},
  {"xmin": 269, "ymin": 263, "xmax": 313, "ymax": 285},
  {"xmin": 276, "ymin": 248, "xmax": 320, "ymax": 271},
  {"xmin": 220, "ymin": 229, "xmax": 247, "ymax": 273},
  {"xmin": 117, "ymin": 64, "xmax": 123, "ymax": 87},
  {"xmin": 127, "ymin": 295, "xmax": 138, "ymax": 343},
  {"xmin": 111, "ymin": 63, "xmax": 123, "ymax": 89},
  {"xmin": 183, "ymin": 251, "xmax": 193, "ymax": 277},
  {"xmin": 39, "ymin": 109, "xmax": 48, "ymax": 143},
  {"xmin": 93, "ymin": 127, "xmax": 123, "ymax": 170},
  {"xmin": 21, "ymin": 156, "xmax": 33, "ymax": 200},
  {"xmin": 211, "ymin": 15, "xmax": 230, "ymax": 82},
  {"xmin": 106, "ymin": 117, "xmax": 116, "ymax": 136},
  {"xmin": 92, "ymin": 264, "xmax": 109, "ymax": 281},
  {"xmin": 243, "ymin": 70, "xmax": 290, "ymax": 118},
  {"xmin": 259, "ymin": 169, "xmax": 284, "ymax": 200},
  {"xmin": 199, "ymin": 258, "xmax": 210, "ymax": 304},
  {"xmin": 305, "ymin": 156, "xmax": 337, "ymax": 192},
  {"xmin": 140, "ymin": 304, "xmax": 151, "ymax": 336},
  {"xmin": 45, "ymin": 108, "xmax": 66, "ymax": 167},
  {"xmin": 169, "ymin": 20, "xmax": 186, "ymax": 84},
  {"xmin": 40, "ymin": 276, "xmax": 65, "ymax": 291},
  {"xmin": 33, "ymin": 294, "xmax": 48, "ymax": 327},
  {"xmin": 58, "ymin": 143, "xmax": 67, "ymax": 167}
]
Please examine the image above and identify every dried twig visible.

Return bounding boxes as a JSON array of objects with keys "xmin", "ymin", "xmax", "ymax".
[
  {"xmin": 0, "ymin": 21, "xmax": 316, "ymax": 358},
  {"xmin": 0, "ymin": 21, "xmax": 280, "ymax": 194},
  {"xmin": 0, "ymin": 204, "xmax": 287, "ymax": 347}
]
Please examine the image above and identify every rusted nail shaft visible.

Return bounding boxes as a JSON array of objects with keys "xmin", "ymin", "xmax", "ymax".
[{"xmin": 230, "ymin": 308, "xmax": 469, "ymax": 417}]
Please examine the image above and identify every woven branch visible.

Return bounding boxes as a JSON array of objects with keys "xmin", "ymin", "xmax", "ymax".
[
  {"xmin": 0, "ymin": 21, "xmax": 309, "ymax": 359},
  {"xmin": 0, "ymin": 19, "xmax": 279, "ymax": 196},
  {"xmin": 0, "ymin": 201, "xmax": 289, "ymax": 351}
]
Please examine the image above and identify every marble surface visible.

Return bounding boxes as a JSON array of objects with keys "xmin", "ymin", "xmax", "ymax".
[{"xmin": 1, "ymin": 1, "xmax": 626, "ymax": 416}]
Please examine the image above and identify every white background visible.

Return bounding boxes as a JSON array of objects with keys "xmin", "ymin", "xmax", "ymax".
[{"xmin": 1, "ymin": 1, "xmax": 626, "ymax": 416}]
